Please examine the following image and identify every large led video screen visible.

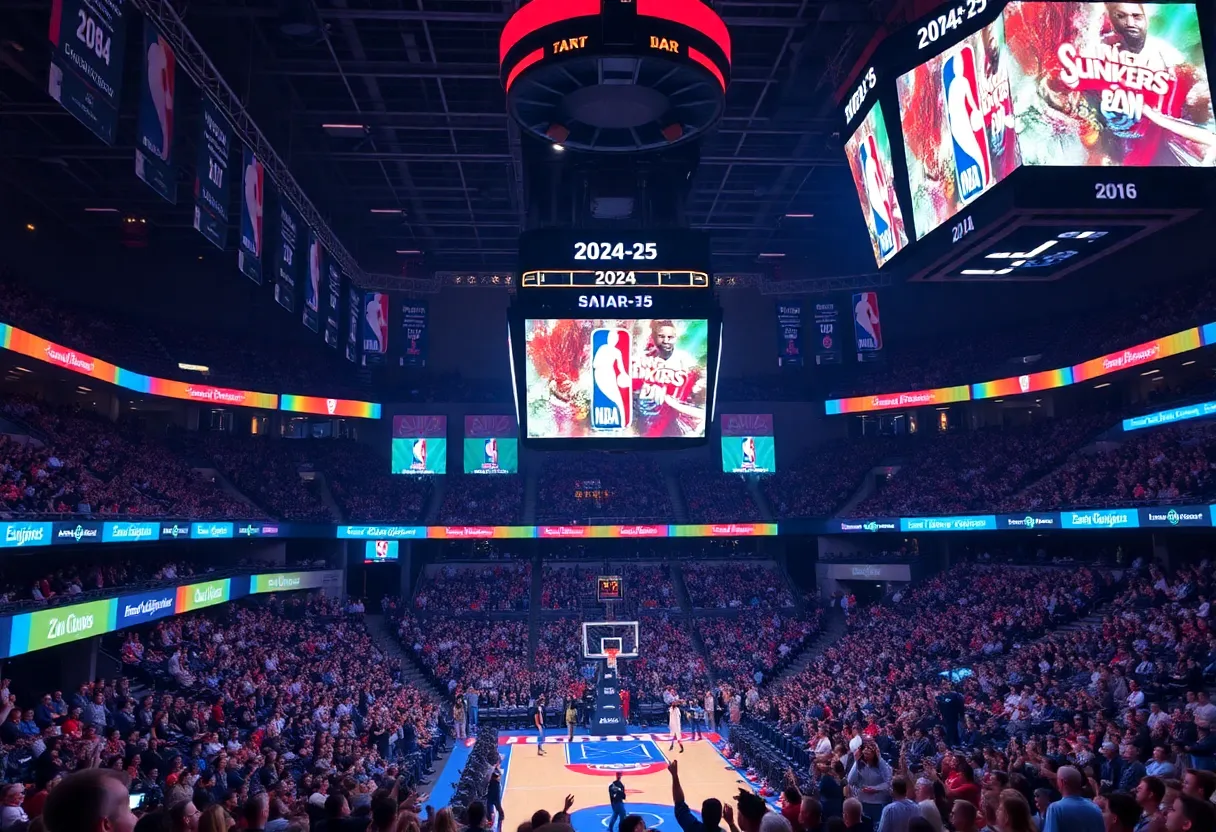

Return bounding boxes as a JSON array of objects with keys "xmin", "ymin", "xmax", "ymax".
[
  {"xmin": 897, "ymin": 14, "xmax": 1021, "ymax": 239},
  {"xmin": 463, "ymin": 438, "xmax": 519, "ymax": 474},
  {"xmin": 844, "ymin": 102, "xmax": 911, "ymax": 266},
  {"xmin": 1003, "ymin": 2, "xmax": 1215, "ymax": 167},
  {"xmin": 390, "ymin": 437, "xmax": 447, "ymax": 474},
  {"xmin": 523, "ymin": 319, "xmax": 709, "ymax": 439}
]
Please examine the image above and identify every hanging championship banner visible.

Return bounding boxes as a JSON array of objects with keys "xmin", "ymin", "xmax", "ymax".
[
  {"xmin": 399, "ymin": 300, "xmax": 428, "ymax": 368},
  {"xmin": 362, "ymin": 292, "xmax": 388, "ymax": 365},
  {"xmin": 274, "ymin": 203, "xmax": 300, "ymax": 312},
  {"xmin": 48, "ymin": 0, "xmax": 128, "ymax": 145},
  {"xmin": 303, "ymin": 232, "xmax": 322, "ymax": 333},
  {"xmin": 776, "ymin": 302, "xmax": 803, "ymax": 368},
  {"xmin": 814, "ymin": 301, "xmax": 842, "ymax": 366},
  {"xmin": 193, "ymin": 97, "xmax": 230, "ymax": 250},
  {"xmin": 324, "ymin": 261, "xmax": 342, "ymax": 349},
  {"xmin": 237, "ymin": 148, "xmax": 264, "ymax": 284},
  {"xmin": 134, "ymin": 18, "xmax": 176, "ymax": 203},
  {"xmin": 852, "ymin": 291, "xmax": 883, "ymax": 363},
  {"xmin": 345, "ymin": 282, "xmax": 360, "ymax": 363}
]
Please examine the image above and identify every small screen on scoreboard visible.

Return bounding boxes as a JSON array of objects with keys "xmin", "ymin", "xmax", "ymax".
[
  {"xmin": 1003, "ymin": 2, "xmax": 1215, "ymax": 168},
  {"xmin": 390, "ymin": 438, "xmax": 447, "ymax": 474},
  {"xmin": 897, "ymin": 13, "xmax": 1021, "ymax": 239},
  {"xmin": 523, "ymin": 319, "xmax": 709, "ymax": 439},
  {"xmin": 596, "ymin": 576, "xmax": 624, "ymax": 602},
  {"xmin": 844, "ymin": 102, "xmax": 911, "ymax": 267},
  {"xmin": 720, "ymin": 414, "xmax": 776, "ymax": 474},
  {"xmin": 364, "ymin": 540, "xmax": 399, "ymax": 563},
  {"xmin": 463, "ymin": 438, "xmax": 518, "ymax": 474}
]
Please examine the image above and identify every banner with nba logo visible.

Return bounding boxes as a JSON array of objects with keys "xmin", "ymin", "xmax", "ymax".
[
  {"xmin": 302, "ymin": 232, "xmax": 322, "ymax": 333},
  {"xmin": 345, "ymin": 283, "xmax": 359, "ymax": 363},
  {"xmin": 720, "ymin": 414, "xmax": 776, "ymax": 474},
  {"xmin": 399, "ymin": 301, "xmax": 428, "ymax": 367},
  {"xmin": 48, "ymin": 0, "xmax": 128, "ymax": 145},
  {"xmin": 463, "ymin": 416, "xmax": 518, "ymax": 474},
  {"xmin": 390, "ymin": 415, "xmax": 447, "ymax": 475},
  {"xmin": 852, "ymin": 292, "xmax": 884, "ymax": 363},
  {"xmin": 237, "ymin": 147, "xmax": 265, "ymax": 285},
  {"xmin": 194, "ymin": 96, "xmax": 230, "ymax": 250},
  {"xmin": 274, "ymin": 202, "xmax": 299, "ymax": 312},
  {"xmin": 813, "ymin": 301, "xmax": 842, "ymax": 366},
  {"xmin": 776, "ymin": 302, "xmax": 803, "ymax": 368},
  {"xmin": 324, "ymin": 261, "xmax": 342, "ymax": 348},
  {"xmin": 361, "ymin": 292, "xmax": 388, "ymax": 365},
  {"xmin": 134, "ymin": 18, "xmax": 176, "ymax": 204},
  {"xmin": 843, "ymin": 101, "xmax": 908, "ymax": 266},
  {"xmin": 897, "ymin": 14, "xmax": 1020, "ymax": 240}
]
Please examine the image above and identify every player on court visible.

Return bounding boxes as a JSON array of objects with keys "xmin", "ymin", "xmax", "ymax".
[
  {"xmin": 533, "ymin": 695, "xmax": 547, "ymax": 756},
  {"xmin": 608, "ymin": 772, "xmax": 627, "ymax": 832},
  {"xmin": 635, "ymin": 321, "xmax": 705, "ymax": 437},
  {"xmin": 668, "ymin": 699, "xmax": 685, "ymax": 753}
]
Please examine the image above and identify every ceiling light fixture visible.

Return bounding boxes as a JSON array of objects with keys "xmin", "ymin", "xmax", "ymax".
[
  {"xmin": 1183, "ymin": 360, "xmax": 1197, "ymax": 366},
  {"xmin": 396, "ymin": 250, "xmax": 422, "ymax": 255},
  {"xmin": 784, "ymin": 213, "xmax": 815, "ymax": 218},
  {"xmin": 1093, "ymin": 382, "xmax": 1111, "ymax": 389},
  {"xmin": 1140, "ymin": 369, "xmax": 1159, "ymax": 376},
  {"xmin": 84, "ymin": 207, "xmax": 119, "ymax": 213},
  {"xmin": 757, "ymin": 252, "xmax": 785, "ymax": 258},
  {"xmin": 370, "ymin": 209, "xmax": 402, "ymax": 214}
]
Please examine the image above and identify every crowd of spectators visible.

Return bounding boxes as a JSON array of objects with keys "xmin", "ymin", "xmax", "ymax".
[
  {"xmin": 697, "ymin": 609, "xmax": 821, "ymax": 690},
  {"xmin": 536, "ymin": 455, "xmax": 672, "ymax": 523},
  {"xmin": 308, "ymin": 441, "xmax": 433, "ymax": 524},
  {"xmin": 395, "ymin": 615, "xmax": 530, "ymax": 705},
  {"xmin": 763, "ymin": 438, "xmax": 900, "ymax": 519},
  {"xmin": 683, "ymin": 561, "xmax": 796, "ymax": 610},
  {"xmin": 436, "ymin": 476, "xmax": 523, "ymax": 526},
  {"xmin": 620, "ymin": 614, "xmax": 710, "ymax": 703},
  {"xmin": 411, "ymin": 563, "xmax": 531, "ymax": 612},
  {"xmin": 539, "ymin": 566, "xmax": 596, "ymax": 610},
  {"xmin": 532, "ymin": 618, "xmax": 590, "ymax": 705},
  {"xmin": 193, "ymin": 435, "xmax": 330, "ymax": 522},
  {"xmin": 678, "ymin": 464, "xmax": 764, "ymax": 523},
  {"xmin": 617, "ymin": 563, "xmax": 679, "ymax": 610}
]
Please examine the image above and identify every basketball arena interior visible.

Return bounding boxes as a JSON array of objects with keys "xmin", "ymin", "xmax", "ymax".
[{"xmin": 1, "ymin": 0, "xmax": 1216, "ymax": 831}]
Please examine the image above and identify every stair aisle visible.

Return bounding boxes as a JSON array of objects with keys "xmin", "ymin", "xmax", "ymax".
[{"xmin": 364, "ymin": 614, "xmax": 449, "ymax": 704}]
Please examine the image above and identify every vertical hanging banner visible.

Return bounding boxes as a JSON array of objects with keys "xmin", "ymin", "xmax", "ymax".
[
  {"xmin": 48, "ymin": 0, "xmax": 128, "ymax": 145},
  {"xmin": 238, "ymin": 148, "xmax": 265, "ymax": 284},
  {"xmin": 362, "ymin": 292, "xmax": 388, "ymax": 365},
  {"xmin": 813, "ymin": 301, "xmax": 842, "ymax": 366},
  {"xmin": 134, "ymin": 18, "xmax": 176, "ymax": 203},
  {"xmin": 399, "ymin": 300, "xmax": 428, "ymax": 368},
  {"xmin": 274, "ymin": 203, "xmax": 300, "ymax": 312},
  {"xmin": 303, "ymin": 233, "xmax": 322, "ymax": 333},
  {"xmin": 324, "ymin": 262, "xmax": 342, "ymax": 349},
  {"xmin": 345, "ymin": 283, "xmax": 360, "ymax": 363},
  {"xmin": 193, "ymin": 97, "xmax": 230, "ymax": 250},
  {"xmin": 852, "ymin": 291, "xmax": 883, "ymax": 363},
  {"xmin": 776, "ymin": 302, "xmax": 803, "ymax": 368}
]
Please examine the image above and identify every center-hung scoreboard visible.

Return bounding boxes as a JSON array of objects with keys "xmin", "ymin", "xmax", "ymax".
[
  {"xmin": 841, "ymin": 0, "xmax": 1216, "ymax": 280},
  {"xmin": 508, "ymin": 228, "xmax": 722, "ymax": 450}
]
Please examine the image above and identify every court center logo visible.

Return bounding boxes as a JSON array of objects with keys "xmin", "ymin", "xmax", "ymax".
[{"xmin": 565, "ymin": 739, "xmax": 669, "ymax": 777}]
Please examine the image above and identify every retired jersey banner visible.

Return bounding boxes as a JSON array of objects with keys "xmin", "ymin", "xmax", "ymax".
[
  {"xmin": 852, "ymin": 291, "xmax": 883, "ymax": 363},
  {"xmin": 237, "ymin": 148, "xmax": 265, "ymax": 284},
  {"xmin": 399, "ymin": 300, "xmax": 428, "ymax": 367},
  {"xmin": 776, "ymin": 302, "xmax": 803, "ymax": 368},
  {"xmin": 813, "ymin": 301, "xmax": 842, "ymax": 366},
  {"xmin": 134, "ymin": 17, "xmax": 176, "ymax": 203},
  {"xmin": 48, "ymin": 0, "xmax": 128, "ymax": 145},
  {"xmin": 274, "ymin": 202, "xmax": 299, "ymax": 312},
  {"xmin": 362, "ymin": 292, "xmax": 388, "ymax": 365},
  {"xmin": 345, "ymin": 283, "xmax": 360, "ymax": 363},
  {"xmin": 324, "ymin": 261, "xmax": 342, "ymax": 349},
  {"xmin": 303, "ymin": 233, "xmax": 322, "ymax": 333},
  {"xmin": 193, "ymin": 96, "xmax": 231, "ymax": 250}
]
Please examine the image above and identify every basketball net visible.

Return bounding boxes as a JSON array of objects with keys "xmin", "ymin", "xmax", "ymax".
[{"xmin": 605, "ymin": 647, "xmax": 619, "ymax": 670}]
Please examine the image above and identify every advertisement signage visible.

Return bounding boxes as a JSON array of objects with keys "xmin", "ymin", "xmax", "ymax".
[
  {"xmin": 998, "ymin": 514, "xmax": 1059, "ymax": 530},
  {"xmin": 191, "ymin": 522, "xmax": 234, "ymax": 539},
  {"xmin": 117, "ymin": 589, "xmax": 177, "ymax": 627},
  {"xmin": 1141, "ymin": 506, "xmax": 1209, "ymax": 528},
  {"xmin": 175, "ymin": 579, "xmax": 231, "ymax": 613},
  {"xmin": 337, "ymin": 525, "xmax": 427, "ymax": 540},
  {"xmin": 48, "ymin": 0, "xmax": 128, "ymax": 144},
  {"xmin": 279, "ymin": 395, "xmax": 381, "ymax": 419},
  {"xmin": 1123, "ymin": 401, "xmax": 1216, "ymax": 432},
  {"xmin": 134, "ymin": 18, "xmax": 177, "ymax": 204},
  {"xmin": 1061, "ymin": 509, "xmax": 1140, "ymax": 529},
  {"xmin": 825, "ymin": 385, "xmax": 971, "ymax": 415},
  {"xmin": 250, "ymin": 571, "xmax": 327, "ymax": 594},
  {"xmin": 159, "ymin": 522, "xmax": 191, "ymax": 541},
  {"xmin": 194, "ymin": 97, "xmax": 230, "ymax": 249},
  {"xmin": 11, "ymin": 598, "xmax": 117, "ymax": 657},
  {"xmin": 102, "ymin": 521, "xmax": 160, "ymax": 543},
  {"xmin": 826, "ymin": 519, "xmax": 899, "ymax": 534},
  {"xmin": 972, "ymin": 368, "xmax": 1074, "ymax": 400},
  {"xmin": 1071, "ymin": 328, "xmax": 1202, "ymax": 383},
  {"xmin": 235, "ymin": 523, "xmax": 283, "ymax": 538},
  {"xmin": 0, "ymin": 522, "xmax": 53, "ymax": 549},
  {"xmin": 901, "ymin": 515, "xmax": 997, "ymax": 532},
  {"xmin": 52, "ymin": 521, "xmax": 102, "ymax": 544},
  {"xmin": 463, "ymin": 438, "xmax": 518, "ymax": 475}
]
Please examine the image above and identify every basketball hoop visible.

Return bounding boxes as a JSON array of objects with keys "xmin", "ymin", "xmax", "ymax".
[{"xmin": 605, "ymin": 647, "xmax": 619, "ymax": 670}]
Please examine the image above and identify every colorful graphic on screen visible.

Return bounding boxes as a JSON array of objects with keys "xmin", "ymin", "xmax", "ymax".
[
  {"xmin": 390, "ymin": 437, "xmax": 447, "ymax": 474},
  {"xmin": 524, "ymin": 319, "xmax": 709, "ymax": 439},
  {"xmin": 463, "ymin": 438, "xmax": 518, "ymax": 474},
  {"xmin": 1003, "ymin": 2, "xmax": 1215, "ymax": 167},
  {"xmin": 844, "ymin": 103, "xmax": 910, "ymax": 266},
  {"xmin": 898, "ymin": 14, "xmax": 1021, "ymax": 238},
  {"xmin": 364, "ymin": 540, "xmax": 399, "ymax": 563},
  {"xmin": 721, "ymin": 436, "xmax": 776, "ymax": 474}
]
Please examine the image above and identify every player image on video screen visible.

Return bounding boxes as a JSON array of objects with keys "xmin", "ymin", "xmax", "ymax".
[
  {"xmin": 844, "ymin": 103, "xmax": 910, "ymax": 266},
  {"xmin": 524, "ymin": 318, "xmax": 709, "ymax": 439},
  {"xmin": 897, "ymin": 14, "xmax": 1021, "ymax": 238},
  {"xmin": 1004, "ymin": 2, "xmax": 1215, "ymax": 167}
]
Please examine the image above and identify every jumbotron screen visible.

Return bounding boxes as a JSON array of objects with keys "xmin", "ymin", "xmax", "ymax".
[
  {"xmin": 523, "ymin": 318, "xmax": 709, "ymax": 439},
  {"xmin": 463, "ymin": 438, "xmax": 519, "ymax": 474},
  {"xmin": 390, "ymin": 437, "xmax": 447, "ymax": 475},
  {"xmin": 844, "ymin": 101, "xmax": 910, "ymax": 266}
]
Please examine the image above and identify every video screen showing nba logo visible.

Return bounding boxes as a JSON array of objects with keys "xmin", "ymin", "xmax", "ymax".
[
  {"xmin": 390, "ymin": 415, "xmax": 447, "ymax": 474},
  {"xmin": 843, "ymin": 102, "xmax": 910, "ymax": 267},
  {"xmin": 897, "ymin": 14, "xmax": 1020, "ymax": 239},
  {"xmin": 720, "ymin": 414, "xmax": 776, "ymax": 474},
  {"xmin": 462, "ymin": 415, "xmax": 518, "ymax": 473},
  {"xmin": 1003, "ymin": 2, "xmax": 1215, "ymax": 167},
  {"xmin": 363, "ymin": 540, "xmax": 399, "ymax": 564},
  {"xmin": 523, "ymin": 319, "xmax": 709, "ymax": 439}
]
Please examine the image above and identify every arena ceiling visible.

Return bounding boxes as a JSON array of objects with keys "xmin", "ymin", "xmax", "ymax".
[{"xmin": 0, "ymin": 0, "xmax": 905, "ymax": 290}]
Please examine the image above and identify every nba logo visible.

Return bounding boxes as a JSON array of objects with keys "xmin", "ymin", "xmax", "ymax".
[
  {"xmin": 374, "ymin": 540, "xmax": 390, "ymax": 560},
  {"xmin": 943, "ymin": 45, "xmax": 991, "ymax": 204},
  {"xmin": 591, "ymin": 328, "xmax": 632, "ymax": 431},
  {"xmin": 741, "ymin": 437, "xmax": 757, "ymax": 470},
  {"xmin": 483, "ymin": 438, "xmax": 499, "ymax": 470},
  {"xmin": 859, "ymin": 132, "xmax": 894, "ymax": 258},
  {"xmin": 411, "ymin": 438, "xmax": 427, "ymax": 471},
  {"xmin": 1018, "ymin": 375, "xmax": 1030, "ymax": 393},
  {"xmin": 326, "ymin": 398, "xmax": 337, "ymax": 415}
]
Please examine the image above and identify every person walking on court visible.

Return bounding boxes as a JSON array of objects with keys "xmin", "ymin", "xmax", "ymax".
[
  {"xmin": 486, "ymin": 769, "xmax": 505, "ymax": 830},
  {"xmin": 533, "ymin": 696, "xmax": 547, "ymax": 756},
  {"xmin": 608, "ymin": 772, "xmax": 627, "ymax": 832},
  {"xmin": 669, "ymin": 699, "xmax": 685, "ymax": 753},
  {"xmin": 566, "ymin": 699, "xmax": 578, "ymax": 742}
]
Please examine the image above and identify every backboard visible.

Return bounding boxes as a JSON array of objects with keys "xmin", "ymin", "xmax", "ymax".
[{"xmin": 582, "ymin": 621, "xmax": 640, "ymax": 660}]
